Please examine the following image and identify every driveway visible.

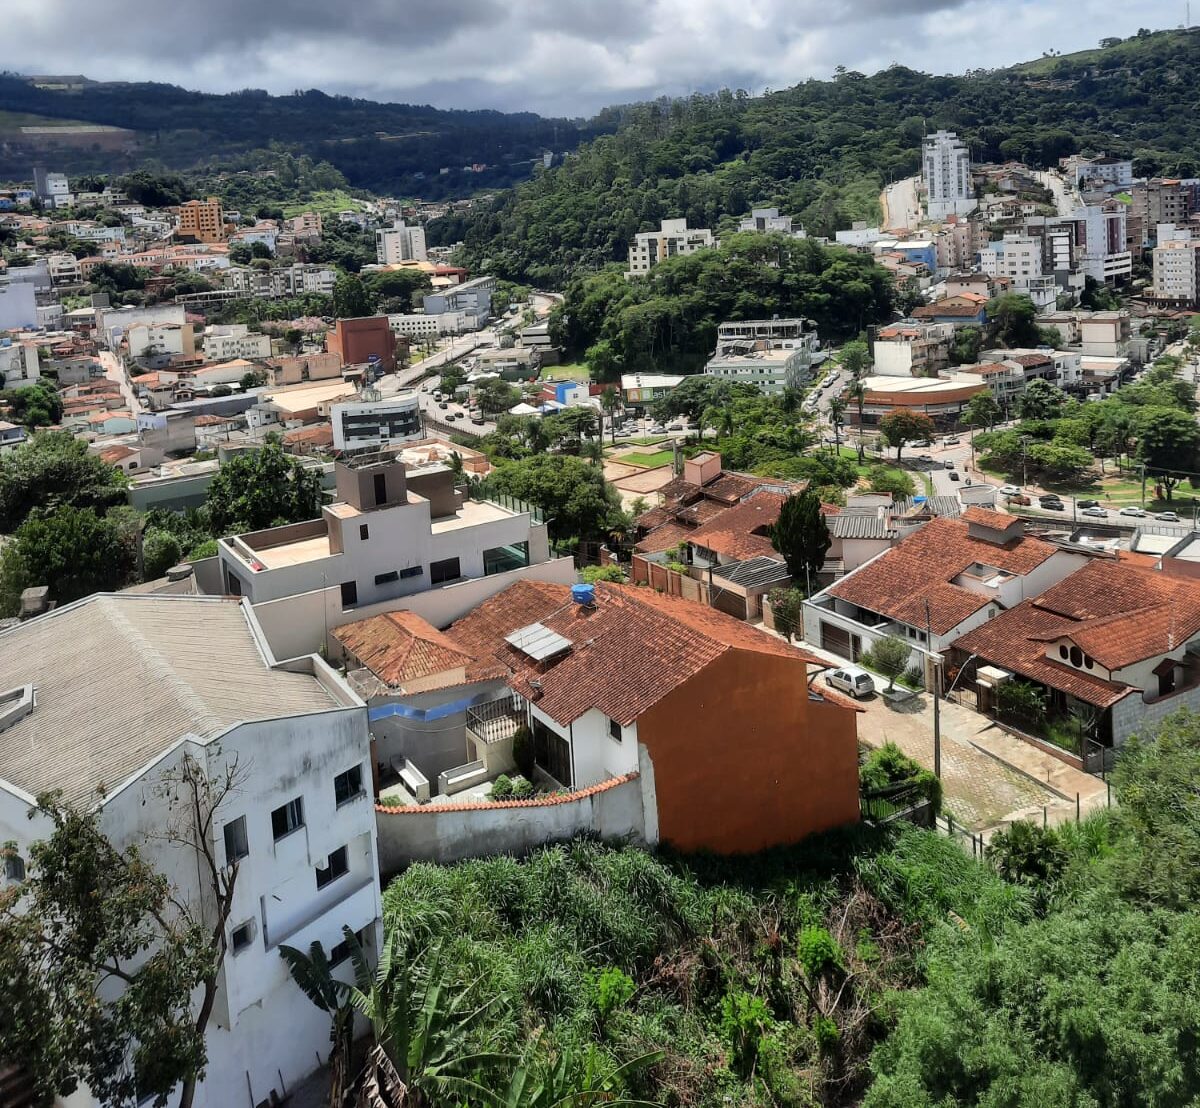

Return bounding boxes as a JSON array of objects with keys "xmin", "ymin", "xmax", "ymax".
[{"xmin": 98, "ymin": 349, "xmax": 142, "ymax": 415}]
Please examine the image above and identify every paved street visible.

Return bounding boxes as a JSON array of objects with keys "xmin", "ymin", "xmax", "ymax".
[
  {"xmin": 99, "ymin": 348, "xmax": 142, "ymax": 415},
  {"xmin": 880, "ymin": 175, "xmax": 921, "ymax": 231}
]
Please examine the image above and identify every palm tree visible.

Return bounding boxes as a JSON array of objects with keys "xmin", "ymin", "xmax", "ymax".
[
  {"xmin": 280, "ymin": 935, "xmax": 357, "ymax": 1107},
  {"xmin": 581, "ymin": 437, "xmax": 604, "ymax": 467},
  {"xmin": 600, "ymin": 387, "xmax": 621, "ymax": 444},
  {"xmin": 845, "ymin": 380, "xmax": 866, "ymax": 461},
  {"xmin": 523, "ymin": 418, "xmax": 550, "ymax": 455},
  {"xmin": 828, "ymin": 397, "xmax": 847, "ymax": 457}
]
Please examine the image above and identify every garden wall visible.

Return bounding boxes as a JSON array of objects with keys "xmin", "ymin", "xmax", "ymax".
[{"xmin": 374, "ymin": 772, "xmax": 646, "ymax": 874}]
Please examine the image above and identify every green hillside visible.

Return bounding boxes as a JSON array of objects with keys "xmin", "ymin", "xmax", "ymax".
[{"xmin": 434, "ymin": 27, "xmax": 1200, "ymax": 287}]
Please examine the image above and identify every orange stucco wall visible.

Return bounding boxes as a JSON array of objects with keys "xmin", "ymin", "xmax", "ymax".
[{"xmin": 637, "ymin": 648, "xmax": 860, "ymax": 854}]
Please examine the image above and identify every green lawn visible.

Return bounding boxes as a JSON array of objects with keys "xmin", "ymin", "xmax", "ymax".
[
  {"xmin": 623, "ymin": 435, "xmax": 669, "ymax": 447},
  {"xmin": 619, "ymin": 450, "xmax": 674, "ymax": 468},
  {"xmin": 542, "ymin": 362, "xmax": 591, "ymax": 383},
  {"xmin": 281, "ymin": 189, "xmax": 364, "ymax": 218}
]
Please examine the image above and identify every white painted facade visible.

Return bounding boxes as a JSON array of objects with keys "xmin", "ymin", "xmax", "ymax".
[
  {"xmin": 627, "ymin": 218, "xmax": 715, "ymax": 276},
  {"xmin": 204, "ymin": 325, "xmax": 272, "ymax": 361},
  {"xmin": 922, "ymin": 131, "xmax": 976, "ymax": 220},
  {"xmin": 375, "ymin": 221, "xmax": 428, "ymax": 264}
]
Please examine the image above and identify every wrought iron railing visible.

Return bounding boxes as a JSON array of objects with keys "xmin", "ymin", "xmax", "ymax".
[{"xmin": 466, "ymin": 697, "xmax": 526, "ymax": 744}]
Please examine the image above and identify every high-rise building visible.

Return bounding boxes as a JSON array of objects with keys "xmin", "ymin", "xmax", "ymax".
[
  {"xmin": 626, "ymin": 219, "xmax": 715, "ymax": 277},
  {"xmin": 922, "ymin": 131, "xmax": 976, "ymax": 220},
  {"xmin": 176, "ymin": 197, "xmax": 225, "ymax": 244},
  {"xmin": 1152, "ymin": 239, "xmax": 1200, "ymax": 305},
  {"xmin": 375, "ymin": 220, "xmax": 427, "ymax": 264}
]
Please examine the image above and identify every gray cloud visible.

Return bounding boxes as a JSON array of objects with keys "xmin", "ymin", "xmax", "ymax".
[{"xmin": 7, "ymin": 0, "xmax": 1188, "ymax": 115}]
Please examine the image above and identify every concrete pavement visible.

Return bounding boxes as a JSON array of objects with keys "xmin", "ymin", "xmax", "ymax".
[{"xmin": 99, "ymin": 349, "xmax": 142, "ymax": 415}]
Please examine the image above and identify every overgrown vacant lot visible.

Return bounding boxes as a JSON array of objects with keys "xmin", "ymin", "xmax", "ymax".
[{"xmin": 372, "ymin": 709, "xmax": 1200, "ymax": 1106}]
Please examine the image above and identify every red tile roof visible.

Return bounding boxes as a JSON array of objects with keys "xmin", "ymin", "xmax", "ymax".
[
  {"xmin": 687, "ymin": 491, "xmax": 784, "ymax": 561},
  {"xmin": 962, "ymin": 505, "xmax": 1021, "ymax": 532},
  {"xmin": 1012, "ymin": 353, "xmax": 1053, "ymax": 367},
  {"xmin": 953, "ymin": 559, "xmax": 1200, "ymax": 703},
  {"xmin": 829, "ymin": 516, "xmax": 1057, "ymax": 635},
  {"xmin": 334, "ymin": 610, "xmax": 475, "ymax": 689},
  {"xmin": 634, "ymin": 521, "xmax": 695, "ymax": 555},
  {"xmin": 445, "ymin": 579, "xmax": 817, "ymax": 727},
  {"xmin": 99, "ymin": 445, "xmax": 138, "ymax": 463}
]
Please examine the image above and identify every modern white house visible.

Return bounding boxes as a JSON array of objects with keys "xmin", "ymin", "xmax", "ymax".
[
  {"xmin": 737, "ymin": 207, "xmax": 805, "ymax": 236},
  {"xmin": 922, "ymin": 130, "xmax": 977, "ymax": 220},
  {"xmin": 0, "ymin": 593, "xmax": 381, "ymax": 1108},
  {"xmin": 626, "ymin": 218, "xmax": 715, "ymax": 276},
  {"xmin": 217, "ymin": 451, "xmax": 551, "ymax": 607},
  {"xmin": 703, "ymin": 318, "xmax": 819, "ymax": 395},
  {"xmin": 331, "ymin": 394, "xmax": 423, "ymax": 452}
]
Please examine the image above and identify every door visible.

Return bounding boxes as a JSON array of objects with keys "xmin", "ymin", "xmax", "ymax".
[{"xmin": 821, "ymin": 621, "xmax": 860, "ymax": 661}]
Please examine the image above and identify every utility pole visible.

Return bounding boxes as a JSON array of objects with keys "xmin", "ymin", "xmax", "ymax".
[{"xmin": 925, "ymin": 599, "xmax": 941, "ymax": 781}]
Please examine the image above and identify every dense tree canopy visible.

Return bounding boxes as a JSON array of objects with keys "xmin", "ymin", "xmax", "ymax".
[
  {"xmin": 483, "ymin": 454, "xmax": 622, "ymax": 544},
  {"xmin": 0, "ymin": 433, "xmax": 128, "ymax": 533},
  {"xmin": 205, "ymin": 442, "xmax": 323, "ymax": 534}
]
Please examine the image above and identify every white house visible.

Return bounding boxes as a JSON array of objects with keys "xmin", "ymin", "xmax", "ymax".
[
  {"xmin": 203, "ymin": 324, "xmax": 272, "ymax": 362},
  {"xmin": 0, "ymin": 593, "xmax": 381, "ymax": 1108},
  {"xmin": 217, "ymin": 452, "xmax": 552, "ymax": 607}
]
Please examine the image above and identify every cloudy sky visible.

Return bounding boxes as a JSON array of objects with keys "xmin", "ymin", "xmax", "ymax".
[{"xmin": 11, "ymin": 1, "xmax": 1191, "ymax": 117}]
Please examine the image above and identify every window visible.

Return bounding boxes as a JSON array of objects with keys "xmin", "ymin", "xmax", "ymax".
[
  {"xmin": 226, "ymin": 572, "xmax": 242, "ymax": 597},
  {"xmin": 315, "ymin": 845, "xmax": 349, "ymax": 890},
  {"xmin": 373, "ymin": 473, "xmax": 387, "ymax": 505},
  {"xmin": 532, "ymin": 716, "xmax": 573, "ymax": 788},
  {"xmin": 483, "ymin": 541, "xmax": 530, "ymax": 576},
  {"xmin": 334, "ymin": 764, "xmax": 364, "ymax": 806},
  {"xmin": 223, "ymin": 816, "xmax": 249, "ymax": 863},
  {"xmin": 1159, "ymin": 667, "xmax": 1177, "ymax": 698},
  {"xmin": 271, "ymin": 797, "xmax": 304, "ymax": 841},
  {"xmin": 230, "ymin": 919, "xmax": 255, "ymax": 954},
  {"xmin": 399, "ymin": 565, "xmax": 423, "ymax": 579},
  {"xmin": 359, "ymin": 523, "xmax": 369, "ymax": 541},
  {"xmin": 430, "ymin": 557, "xmax": 461, "ymax": 585},
  {"xmin": 1059, "ymin": 645, "xmax": 1069, "ymax": 660},
  {"xmin": 329, "ymin": 925, "xmax": 370, "ymax": 966},
  {"xmin": 340, "ymin": 580, "xmax": 358, "ymax": 608},
  {"xmin": 609, "ymin": 717, "xmax": 622, "ymax": 743},
  {"xmin": 374, "ymin": 570, "xmax": 399, "ymax": 586},
  {"xmin": 4, "ymin": 853, "xmax": 25, "ymax": 882},
  {"xmin": 1069, "ymin": 646, "xmax": 1083, "ymax": 668}
]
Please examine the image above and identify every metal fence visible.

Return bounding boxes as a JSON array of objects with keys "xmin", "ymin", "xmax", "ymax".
[
  {"xmin": 468, "ymin": 484, "xmax": 546, "ymax": 524},
  {"xmin": 861, "ymin": 782, "xmax": 935, "ymax": 828}
]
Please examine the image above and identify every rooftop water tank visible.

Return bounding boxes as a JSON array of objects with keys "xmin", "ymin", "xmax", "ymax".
[{"xmin": 571, "ymin": 583, "xmax": 595, "ymax": 606}]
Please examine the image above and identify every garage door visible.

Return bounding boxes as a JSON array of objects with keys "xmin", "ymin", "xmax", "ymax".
[{"xmin": 821, "ymin": 621, "xmax": 860, "ymax": 661}]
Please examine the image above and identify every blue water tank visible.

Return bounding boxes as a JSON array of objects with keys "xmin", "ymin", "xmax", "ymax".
[
  {"xmin": 913, "ymin": 496, "xmax": 927, "ymax": 504},
  {"xmin": 572, "ymin": 583, "xmax": 596, "ymax": 605}
]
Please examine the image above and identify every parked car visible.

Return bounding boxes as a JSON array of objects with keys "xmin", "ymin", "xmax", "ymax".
[
  {"xmin": 1000, "ymin": 484, "xmax": 1021, "ymax": 497},
  {"xmin": 1010, "ymin": 494, "xmax": 1031, "ymax": 506},
  {"xmin": 1081, "ymin": 506, "xmax": 1108, "ymax": 518},
  {"xmin": 667, "ymin": 422, "xmax": 683, "ymax": 431},
  {"xmin": 1156, "ymin": 511, "xmax": 1181, "ymax": 522},
  {"xmin": 1118, "ymin": 506, "xmax": 1146, "ymax": 517},
  {"xmin": 943, "ymin": 436, "xmax": 960, "ymax": 445},
  {"xmin": 912, "ymin": 439, "xmax": 931, "ymax": 448},
  {"xmin": 649, "ymin": 425, "xmax": 667, "ymax": 434},
  {"xmin": 438, "ymin": 401, "xmax": 449, "ymax": 409},
  {"xmin": 1077, "ymin": 499, "xmax": 1100, "ymax": 509},
  {"xmin": 917, "ymin": 454, "xmax": 934, "ymax": 464},
  {"xmin": 444, "ymin": 411, "xmax": 457, "ymax": 421},
  {"xmin": 944, "ymin": 460, "xmax": 956, "ymax": 470},
  {"xmin": 825, "ymin": 666, "xmax": 876, "ymax": 699},
  {"xmin": 948, "ymin": 471, "xmax": 961, "ymax": 482}
]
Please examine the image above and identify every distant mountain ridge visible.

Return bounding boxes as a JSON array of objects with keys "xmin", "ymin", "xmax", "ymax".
[{"xmin": 0, "ymin": 73, "xmax": 611, "ymax": 196}]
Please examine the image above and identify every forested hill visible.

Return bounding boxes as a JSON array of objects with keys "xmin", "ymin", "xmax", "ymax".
[
  {"xmin": 433, "ymin": 27, "xmax": 1200, "ymax": 287},
  {"xmin": 0, "ymin": 74, "xmax": 611, "ymax": 197}
]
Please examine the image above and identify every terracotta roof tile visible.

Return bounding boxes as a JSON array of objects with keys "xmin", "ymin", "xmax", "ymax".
[
  {"xmin": 334, "ymin": 610, "xmax": 475, "ymax": 689},
  {"xmin": 686, "ymin": 491, "xmax": 784, "ymax": 561},
  {"xmin": 634, "ymin": 521, "xmax": 695, "ymax": 554},
  {"xmin": 829, "ymin": 516, "xmax": 1056, "ymax": 635},
  {"xmin": 444, "ymin": 579, "xmax": 815, "ymax": 728},
  {"xmin": 962, "ymin": 505, "xmax": 1021, "ymax": 532}
]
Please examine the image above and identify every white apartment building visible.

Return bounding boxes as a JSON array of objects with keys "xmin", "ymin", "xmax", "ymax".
[
  {"xmin": 218, "ymin": 453, "xmax": 551, "ymax": 607},
  {"xmin": 922, "ymin": 131, "xmax": 977, "ymax": 220},
  {"xmin": 1067, "ymin": 155, "xmax": 1134, "ymax": 190},
  {"xmin": 203, "ymin": 324, "xmax": 273, "ymax": 361},
  {"xmin": 98, "ymin": 303, "xmax": 186, "ymax": 348},
  {"xmin": 737, "ymin": 207, "xmax": 804, "ymax": 236},
  {"xmin": 1152, "ymin": 239, "xmax": 1200, "ymax": 304},
  {"xmin": 0, "ymin": 593, "xmax": 381, "ymax": 1108},
  {"xmin": 1071, "ymin": 201, "xmax": 1132, "ymax": 284},
  {"xmin": 979, "ymin": 234, "xmax": 1059, "ymax": 311},
  {"xmin": 331, "ymin": 394, "xmax": 423, "ymax": 452},
  {"xmin": 126, "ymin": 321, "xmax": 194, "ymax": 363},
  {"xmin": 704, "ymin": 319, "xmax": 818, "ymax": 395},
  {"xmin": 223, "ymin": 264, "xmax": 338, "ymax": 299},
  {"xmin": 388, "ymin": 311, "xmax": 469, "ymax": 339},
  {"xmin": 0, "ymin": 338, "xmax": 39, "ymax": 387},
  {"xmin": 375, "ymin": 220, "xmax": 427, "ymax": 264},
  {"xmin": 626, "ymin": 218, "xmax": 715, "ymax": 276},
  {"xmin": 0, "ymin": 274, "xmax": 38, "ymax": 331},
  {"xmin": 45, "ymin": 251, "xmax": 82, "ymax": 284},
  {"xmin": 32, "ymin": 167, "xmax": 71, "ymax": 208}
]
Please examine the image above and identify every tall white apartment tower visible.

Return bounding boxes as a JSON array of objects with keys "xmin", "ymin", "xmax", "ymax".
[
  {"xmin": 922, "ymin": 130, "xmax": 977, "ymax": 220},
  {"xmin": 375, "ymin": 220, "xmax": 428, "ymax": 265}
]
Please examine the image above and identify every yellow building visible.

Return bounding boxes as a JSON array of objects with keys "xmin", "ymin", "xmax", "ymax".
[{"xmin": 176, "ymin": 197, "xmax": 224, "ymax": 244}]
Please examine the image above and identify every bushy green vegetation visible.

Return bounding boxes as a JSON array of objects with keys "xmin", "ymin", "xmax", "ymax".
[
  {"xmin": 439, "ymin": 29, "xmax": 1200, "ymax": 286},
  {"xmin": 555, "ymin": 234, "xmax": 894, "ymax": 377}
]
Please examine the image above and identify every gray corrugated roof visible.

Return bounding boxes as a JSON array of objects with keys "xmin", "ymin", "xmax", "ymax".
[
  {"xmin": 711, "ymin": 556, "xmax": 793, "ymax": 588},
  {"xmin": 829, "ymin": 513, "xmax": 897, "ymax": 540},
  {"xmin": 0, "ymin": 594, "xmax": 339, "ymax": 805},
  {"xmin": 893, "ymin": 495, "xmax": 962, "ymax": 518}
]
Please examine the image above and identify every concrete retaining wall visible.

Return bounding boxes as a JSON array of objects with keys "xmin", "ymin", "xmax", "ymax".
[{"xmin": 375, "ymin": 772, "xmax": 646, "ymax": 873}]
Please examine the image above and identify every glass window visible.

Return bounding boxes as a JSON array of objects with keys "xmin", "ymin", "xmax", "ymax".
[
  {"xmin": 359, "ymin": 524, "xmax": 369, "ymax": 541},
  {"xmin": 609, "ymin": 718, "xmax": 622, "ymax": 742},
  {"xmin": 483, "ymin": 541, "xmax": 530, "ymax": 577},
  {"xmin": 316, "ymin": 845, "xmax": 349, "ymax": 890},
  {"xmin": 271, "ymin": 797, "xmax": 304, "ymax": 841},
  {"xmin": 223, "ymin": 815, "xmax": 249, "ymax": 862},
  {"xmin": 399, "ymin": 565, "xmax": 423, "ymax": 579},
  {"xmin": 329, "ymin": 925, "xmax": 370, "ymax": 966},
  {"xmin": 231, "ymin": 920, "xmax": 255, "ymax": 954},
  {"xmin": 374, "ymin": 570, "xmax": 399, "ymax": 585},
  {"xmin": 340, "ymin": 580, "xmax": 358, "ymax": 608},
  {"xmin": 4, "ymin": 853, "xmax": 25, "ymax": 881},
  {"xmin": 430, "ymin": 557, "xmax": 461, "ymax": 585},
  {"xmin": 532, "ymin": 717, "xmax": 573, "ymax": 788},
  {"xmin": 334, "ymin": 765, "xmax": 364, "ymax": 806}
]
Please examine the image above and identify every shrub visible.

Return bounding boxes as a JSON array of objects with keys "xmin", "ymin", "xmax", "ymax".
[
  {"xmin": 861, "ymin": 743, "xmax": 943, "ymax": 815},
  {"xmin": 488, "ymin": 774, "xmax": 513, "ymax": 801},
  {"xmin": 797, "ymin": 925, "xmax": 843, "ymax": 978},
  {"xmin": 141, "ymin": 528, "xmax": 182, "ymax": 580},
  {"xmin": 666, "ymin": 560, "xmax": 689, "ymax": 574},
  {"xmin": 508, "ymin": 775, "xmax": 535, "ymax": 799},
  {"xmin": 720, "ymin": 990, "xmax": 773, "ymax": 1078},
  {"xmin": 985, "ymin": 821, "xmax": 1068, "ymax": 901},
  {"xmin": 589, "ymin": 966, "xmax": 636, "ymax": 1032},
  {"xmin": 863, "ymin": 634, "xmax": 911, "ymax": 691},
  {"xmin": 511, "ymin": 725, "xmax": 534, "ymax": 779},
  {"xmin": 581, "ymin": 564, "xmax": 624, "ymax": 584}
]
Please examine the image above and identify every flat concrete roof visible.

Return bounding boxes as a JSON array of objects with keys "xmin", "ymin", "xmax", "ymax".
[
  {"xmin": 430, "ymin": 498, "xmax": 512, "ymax": 533},
  {"xmin": 256, "ymin": 532, "xmax": 336, "ymax": 569}
]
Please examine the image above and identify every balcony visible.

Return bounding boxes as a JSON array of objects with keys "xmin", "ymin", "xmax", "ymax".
[{"xmin": 466, "ymin": 697, "xmax": 526, "ymax": 744}]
